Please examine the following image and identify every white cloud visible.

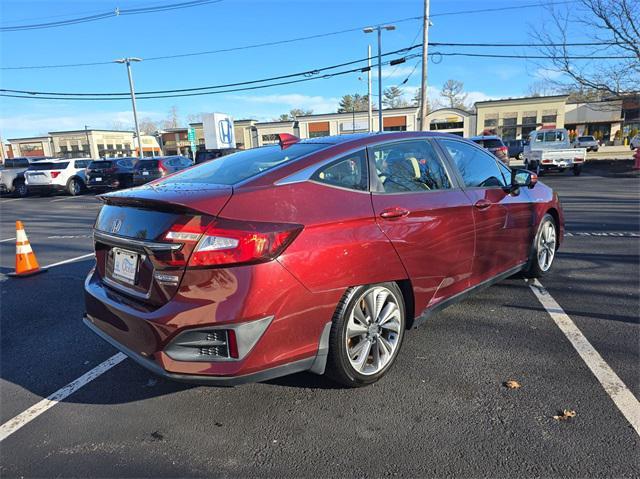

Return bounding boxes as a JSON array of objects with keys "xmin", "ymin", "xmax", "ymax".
[
  {"xmin": 0, "ymin": 109, "xmax": 164, "ymax": 139},
  {"xmin": 534, "ymin": 68, "xmax": 564, "ymax": 80},
  {"xmin": 227, "ymin": 93, "xmax": 340, "ymax": 117}
]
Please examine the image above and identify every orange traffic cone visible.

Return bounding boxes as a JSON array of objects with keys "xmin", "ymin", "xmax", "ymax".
[{"xmin": 8, "ymin": 221, "xmax": 47, "ymax": 277}]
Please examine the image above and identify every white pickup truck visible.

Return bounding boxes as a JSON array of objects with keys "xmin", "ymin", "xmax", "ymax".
[{"xmin": 523, "ymin": 128, "xmax": 586, "ymax": 176}]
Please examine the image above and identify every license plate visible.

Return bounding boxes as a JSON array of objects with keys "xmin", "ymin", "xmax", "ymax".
[
  {"xmin": 94, "ymin": 177, "xmax": 102, "ymax": 182},
  {"xmin": 142, "ymin": 171, "xmax": 149, "ymax": 176},
  {"xmin": 112, "ymin": 248, "xmax": 138, "ymax": 285}
]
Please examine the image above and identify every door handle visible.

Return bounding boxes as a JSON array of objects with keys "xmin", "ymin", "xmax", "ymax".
[
  {"xmin": 380, "ymin": 207, "xmax": 410, "ymax": 219},
  {"xmin": 474, "ymin": 199, "xmax": 492, "ymax": 210}
]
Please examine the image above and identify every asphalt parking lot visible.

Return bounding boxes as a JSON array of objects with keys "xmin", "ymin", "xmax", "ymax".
[{"xmin": 0, "ymin": 164, "xmax": 638, "ymax": 478}]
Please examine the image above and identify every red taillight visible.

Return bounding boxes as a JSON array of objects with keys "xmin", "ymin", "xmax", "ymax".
[
  {"xmin": 50, "ymin": 171, "xmax": 61, "ymax": 178},
  {"xmin": 158, "ymin": 162, "xmax": 168, "ymax": 176},
  {"xmin": 573, "ymin": 157, "xmax": 584, "ymax": 163},
  {"xmin": 188, "ymin": 219, "xmax": 302, "ymax": 267},
  {"xmin": 499, "ymin": 146, "xmax": 508, "ymax": 153},
  {"xmin": 542, "ymin": 159, "xmax": 552, "ymax": 164}
]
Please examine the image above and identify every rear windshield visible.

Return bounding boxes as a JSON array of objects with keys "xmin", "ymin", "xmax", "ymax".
[
  {"xmin": 163, "ymin": 143, "xmax": 327, "ymax": 185},
  {"xmin": 136, "ymin": 160, "xmax": 159, "ymax": 169},
  {"xmin": 27, "ymin": 162, "xmax": 69, "ymax": 171},
  {"xmin": 578, "ymin": 136, "xmax": 595, "ymax": 141},
  {"xmin": 88, "ymin": 161, "xmax": 114, "ymax": 169}
]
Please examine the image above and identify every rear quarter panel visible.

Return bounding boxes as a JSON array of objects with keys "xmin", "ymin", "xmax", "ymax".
[{"xmin": 220, "ymin": 182, "xmax": 408, "ymax": 293}]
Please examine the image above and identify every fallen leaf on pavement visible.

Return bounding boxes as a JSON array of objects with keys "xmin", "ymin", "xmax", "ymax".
[
  {"xmin": 504, "ymin": 380, "xmax": 522, "ymax": 389},
  {"xmin": 553, "ymin": 409, "xmax": 577, "ymax": 420}
]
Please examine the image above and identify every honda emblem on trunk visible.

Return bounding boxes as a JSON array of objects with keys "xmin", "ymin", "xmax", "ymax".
[{"xmin": 111, "ymin": 219, "xmax": 122, "ymax": 234}]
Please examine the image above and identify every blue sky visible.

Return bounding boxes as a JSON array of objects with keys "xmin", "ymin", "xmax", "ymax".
[{"xmin": 0, "ymin": 0, "xmax": 585, "ymax": 138}]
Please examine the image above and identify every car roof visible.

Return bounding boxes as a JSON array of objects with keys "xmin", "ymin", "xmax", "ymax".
[{"xmin": 294, "ymin": 131, "xmax": 464, "ymax": 148}]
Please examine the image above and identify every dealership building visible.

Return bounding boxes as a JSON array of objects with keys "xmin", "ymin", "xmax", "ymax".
[{"xmin": 5, "ymin": 94, "xmax": 638, "ymax": 160}]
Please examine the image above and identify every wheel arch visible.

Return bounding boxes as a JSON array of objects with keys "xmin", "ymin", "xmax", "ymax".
[
  {"xmin": 545, "ymin": 207, "xmax": 561, "ymax": 250},
  {"xmin": 396, "ymin": 279, "xmax": 416, "ymax": 330}
]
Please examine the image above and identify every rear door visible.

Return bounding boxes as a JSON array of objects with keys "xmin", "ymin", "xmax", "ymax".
[
  {"xmin": 369, "ymin": 139, "xmax": 475, "ymax": 313},
  {"xmin": 438, "ymin": 138, "xmax": 533, "ymax": 283}
]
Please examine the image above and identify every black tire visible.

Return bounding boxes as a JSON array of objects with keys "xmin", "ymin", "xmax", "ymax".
[
  {"xmin": 67, "ymin": 177, "xmax": 83, "ymax": 196},
  {"xmin": 325, "ymin": 282, "xmax": 406, "ymax": 387},
  {"xmin": 535, "ymin": 161, "xmax": 544, "ymax": 177},
  {"xmin": 523, "ymin": 213, "xmax": 557, "ymax": 279},
  {"xmin": 573, "ymin": 165, "xmax": 582, "ymax": 176},
  {"xmin": 13, "ymin": 181, "xmax": 28, "ymax": 198}
]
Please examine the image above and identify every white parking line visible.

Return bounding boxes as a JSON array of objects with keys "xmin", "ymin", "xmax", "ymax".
[
  {"xmin": 0, "ymin": 198, "xmax": 23, "ymax": 204},
  {"xmin": 529, "ymin": 279, "xmax": 640, "ymax": 437},
  {"xmin": 50, "ymin": 195, "xmax": 88, "ymax": 203},
  {"xmin": 43, "ymin": 252, "xmax": 95, "ymax": 269},
  {"xmin": 0, "ymin": 353, "xmax": 127, "ymax": 442},
  {"xmin": 0, "ymin": 237, "xmax": 16, "ymax": 243}
]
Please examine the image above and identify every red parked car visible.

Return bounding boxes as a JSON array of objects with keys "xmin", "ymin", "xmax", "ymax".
[{"xmin": 84, "ymin": 132, "xmax": 564, "ymax": 387}]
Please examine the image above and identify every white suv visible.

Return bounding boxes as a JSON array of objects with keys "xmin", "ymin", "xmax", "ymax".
[{"xmin": 24, "ymin": 158, "xmax": 92, "ymax": 196}]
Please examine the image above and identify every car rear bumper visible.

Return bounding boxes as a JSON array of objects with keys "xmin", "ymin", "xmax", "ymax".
[
  {"xmin": 83, "ymin": 260, "xmax": 338, "ymax": 384},
  {"xmin": 83, "ymin": 314, "xmax": 315, "ymax": 385},
  {"xmin": 26, "ymin": 184, "xmax": 65, "ymax": 192}
]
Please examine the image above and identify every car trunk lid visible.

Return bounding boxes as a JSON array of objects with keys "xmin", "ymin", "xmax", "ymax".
[{"xmin": 94, "ymin": 183, "xmax": 232, "ymax": 308}]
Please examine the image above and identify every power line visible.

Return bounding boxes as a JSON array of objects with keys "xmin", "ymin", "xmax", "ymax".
[
  {"xmin": 0, "ymin": 0, "xmax": 223, "ymax": 32},
  {"xmin": 0, "ymin": 54, "xmax": 423, "ymax": 101},
  {"xmin": 430, "ymin": 41, "xmax": 620, "ymax": 47},
  {"xmin": 1, "ymin": 45, "xmax": 421, "ymax": 96},
  {"xmin": 431, "ymin": 52, "xmax": 636, "ymax": 60},
  {"xmin": 0, "ymin": 16, "xmax": 423, "ymax": 70},
  {"xmin": 428, "ymin": 0, "xmax": 576, "ymax": 18}
]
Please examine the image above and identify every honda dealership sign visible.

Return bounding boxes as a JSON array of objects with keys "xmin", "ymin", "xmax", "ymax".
[{"xmin": 203, "ymin": 113, "xmax": 236, "ymax": 149}]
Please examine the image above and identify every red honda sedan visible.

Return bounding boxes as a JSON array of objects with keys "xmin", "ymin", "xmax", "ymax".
[{"xmin": 84, "ymin": 132, "xmax": 563, "ymax": 387}]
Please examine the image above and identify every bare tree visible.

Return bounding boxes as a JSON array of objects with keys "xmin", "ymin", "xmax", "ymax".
[
  {"xmin": 138, "ymin": 118, "xmax": 160, "ymax": 134},
  {"xmin": 531, "ymin": 0, "xmax": 639, "ymax": 95},
  {"xmin": 162, "ymin": 105, "xmax": 180, "ymax": 129},
  {"xmin": 439, "ymin": 80, "xmax": 469, "ymax": 109}
]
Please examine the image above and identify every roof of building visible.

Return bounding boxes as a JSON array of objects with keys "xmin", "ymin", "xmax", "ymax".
[
  {"xmin": 474, "ymin": 94, "xmax": 569, "ymax": 105},
  {"xmin": 7, "ymin": 136, "xmax": 51, "ymax": 142},
  {"xmin": 48, "ymin": 129, "xmax": 135, "ymax": 135}
]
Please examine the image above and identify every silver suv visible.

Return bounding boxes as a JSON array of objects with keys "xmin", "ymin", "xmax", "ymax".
[{"xmin": 572, "ymin": 135, "xmax": 599, "ymax": 152}]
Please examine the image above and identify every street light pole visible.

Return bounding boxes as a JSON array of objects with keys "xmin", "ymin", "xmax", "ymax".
[
  {"xmin": 115, "ymin": 57, "xmax": 143, "ymax": 160},
  {"xmin": 364, "ymin": 25, "xmax": 395, "ymax": 133}
]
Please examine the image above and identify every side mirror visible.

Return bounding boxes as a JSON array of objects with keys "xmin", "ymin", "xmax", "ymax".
[{"xmin": 512, "ymin": 169, "xmax": 537, "ymax": 189}]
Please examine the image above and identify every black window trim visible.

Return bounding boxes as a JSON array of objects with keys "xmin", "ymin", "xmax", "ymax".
[
  {"xmin": 308, "ymin": 149, "xmax": 370, "ymax": 193},
  {"xmin": 435, "ymin": 137, "xmax": 510, "ymax": 191}
]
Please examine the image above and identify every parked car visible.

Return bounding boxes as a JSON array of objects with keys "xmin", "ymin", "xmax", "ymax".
[
  {"xmin": 630, "ymin": 134, "xmax": 640, "ymax": 150},
  {"xmin": 84, "ymin": 132, "xmax": 564, "ymax": 387},
  {"xmin": 132, "ymin": 156, "xmax": 193, "ymax": 185},
  {"xmin": 524, "ymin": 128, "xmax": 586, "ymax": 176},
  {"xmin": 470, "ymin": 135, "xmax": 510, "ymax": 166},
  {"xmin": 86, "ymin": 158, "xmax": 137, "ymax": 191},
  {"xmin": 24, "ymin": 158, "xmax": 91, "ymax": 195},
  {"xmin": 504, "ymin": 139, "xmax": 527, "ymax": 161},
  {"xmin": 0, "ymin": 156, "xmax": 51, "ymax": 197},
  {"xmin": 195, "ymin": 148, "xmax": 240, "ymax": 164},
  {"xmin": 572, "ymin": 135, "xmax": 599, "ymax": 152}
]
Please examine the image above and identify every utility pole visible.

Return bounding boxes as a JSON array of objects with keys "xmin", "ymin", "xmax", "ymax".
[
  {"xmin": 419, "ymin": 0, "xmax": 431, "ymax": 131},
  {"xmin": 364, "ymin": 25, "xmax": 395, "ymax": 133},
  {"xmin": 114, "ymin": 57, "xmax": 143, "ymax": 159},
  {"xmin": 367, "ymin": 45, "xmax": 372, "ymax": 132}
]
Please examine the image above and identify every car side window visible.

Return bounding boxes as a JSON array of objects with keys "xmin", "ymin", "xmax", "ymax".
[
  {"xmin": 439, "ymin": 139, "xmax": 508, "ymax": 188},
  {"xmin": 74, "ymin": 160, "xmax": 90, "ymax": 168},
  {"xmin": 312, "ymin": 150, "xmax": 368, "ymax": 191},
  {"xmin": 371, "ymin": 140, "xmax": 451, "ymax": 193}
]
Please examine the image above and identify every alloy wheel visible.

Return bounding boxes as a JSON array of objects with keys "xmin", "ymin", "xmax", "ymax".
[
  {"xmin": 345, "ymin": 286, "xmax": 402, "ymax": 376},
  {"xmin": 537, "ymin": 221, "xmax": 556, "ymax": 272}
]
